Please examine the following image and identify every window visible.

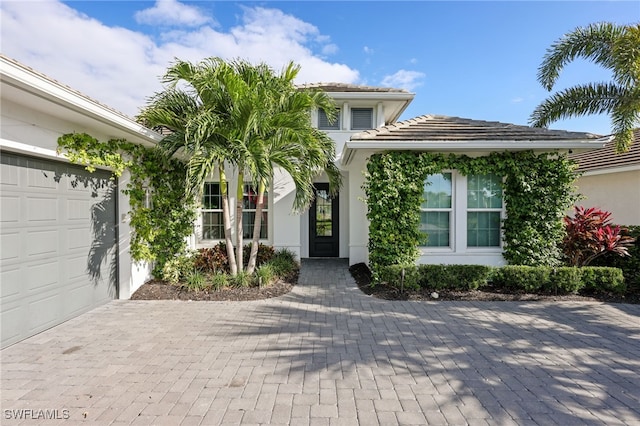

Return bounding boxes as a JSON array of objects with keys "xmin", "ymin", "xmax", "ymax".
[
  {"xmin": 351, "ymin": 108, "xmax": 373, "ymax": 130},
  {"xmin": 201, "ymin": 183, "xmax": 269, "ymax": 240},
  {"xmin": 242, "ymin": 184, "xmax": 268, "ymax": 239},
  {"xmin": 202, "ymin": 182, "xmax": 224, "ymax": 240},
  {"xmin": 318, "ymin": 108, "xmax": 340, "ymax": 130},
  {"xmin": 467, "ymin": 174, "xmax": 503, "ymax": 247},
  {"xmin": 420, "ymin": 173, "xmax": 452, "ymax": 247}
]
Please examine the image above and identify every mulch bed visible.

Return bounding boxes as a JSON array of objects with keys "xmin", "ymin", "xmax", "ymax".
[{"xmin": 131, "ymin": 271, "xmax": 298, "ymax": 301}]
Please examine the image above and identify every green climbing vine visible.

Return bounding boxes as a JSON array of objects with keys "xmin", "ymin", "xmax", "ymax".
[
  {"xmin": 58, "ymin": 133, "xmax": 196, "ymax": 275},
  {"xmin": 363, "ymin": 150, "xmax": 578, "ymax": 275}
]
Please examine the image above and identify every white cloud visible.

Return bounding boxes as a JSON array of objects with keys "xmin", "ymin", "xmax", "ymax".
[
  {"xmin": 380, "ymin": 70, "xmax": 426, "ymax": 91},
  {"xmin": 511, "ymin": 97, "xmax": 524, "ymax": 103},
  {"xmin": 363, "ymin": 46, "xmax": 374, "ymax": 54},
  {"xmin": 0, "ymin": 1, "xmax": 359, "ymax": 117},
  {"xmin": 322, "ymin": 44, "xmax": 339, "ymax": 55},
  {"xmin": 135, "ymin": 0, "xmax": 213, "ymax": 27}
]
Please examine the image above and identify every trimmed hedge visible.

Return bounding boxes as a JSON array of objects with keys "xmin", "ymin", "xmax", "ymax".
[
  {"xmin": 377, "ymin": 265, "xmax": 421, "ymax": 291},
  {"xmin": 377, "ymin": 264, "xmax": 625, "ymax": 295},
  {"xmin": 418, "ymin": 264, "xmax": 493, "ymax": 290}
]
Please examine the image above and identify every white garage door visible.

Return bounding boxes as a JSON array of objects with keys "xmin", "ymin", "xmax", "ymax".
[{"xmin": 1, "ymin": 152, "xmax": 117, "ymax": 348}]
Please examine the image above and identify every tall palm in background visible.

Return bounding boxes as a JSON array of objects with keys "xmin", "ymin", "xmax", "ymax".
[
  {"xmin": 138, "ymin": 57, "xmax": 341, "ymax": 275},
  {"xmin": 530, "ymin": 22, "xmax": 640, "ymax": 153}
]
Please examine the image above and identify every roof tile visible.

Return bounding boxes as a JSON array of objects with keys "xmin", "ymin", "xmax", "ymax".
[
  {"xmin": 350, "ymin": 114, "xmax": 601, "ymax": 141},
  {"xmin": 569, "ymin": 129, "xmax": 640, "ymax": 172}
]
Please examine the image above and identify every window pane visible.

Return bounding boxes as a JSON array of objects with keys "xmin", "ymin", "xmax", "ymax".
[
  {"xmin": 243, "ymin": 185, "xmax": 268, "ymax": 209},
  {"xmin": 351, "ymin": 108, "xmax": 373, "ymax": 130},
  {"xmin": 315, "ymin": 189, "xmax": 332, "ymax": 237},
  {"xmin": 422, "ymin": 173, "xmax": 452, "ymax": 209},
  {"xmin": 467, "ymin": 212, "xmax": 501, "ymax": 247},
  {"xmin": 242, "ymin": 212, "xmax": 268, "ymax": 239},
  {"xmin": 202, "ymin": 212, "xmax": 224, "ymax": 240},
  {"xmin": 318, "ymin": 109, "xmax": 340, "ymax": 130},
  {"xmin": 419, "ymin": 211, "xmax": 450, "ymax": 247},
  {"xmin": 203, "ymin": 183, "xmax": 221, "ymax": 209},
  {"xmin": 467, "ymin": 174, "xmax": 502, "ymax": 209}
]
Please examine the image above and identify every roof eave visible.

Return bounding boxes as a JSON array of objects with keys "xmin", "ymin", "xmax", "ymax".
[
  {"xmin": 0, "ymin": 55, "xmax": 162, "ymax": 147},
  {"xmin": 341, "ymin": 138, "xmax": 609, "ymax": 166}
]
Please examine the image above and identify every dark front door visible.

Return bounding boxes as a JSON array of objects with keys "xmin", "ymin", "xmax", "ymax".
[{"xmin": 309, "ymin": 183, "xmax": 339, "ymax": 257}]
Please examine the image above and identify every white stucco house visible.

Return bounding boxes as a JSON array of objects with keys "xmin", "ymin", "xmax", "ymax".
[
  {"xmin": 569, "ymin": 130, "xmax": 640, "ymax": 226},
  {"xmin": 1, "ymin": 56, "xmax": 608, "ymax": 347},
  {"xmin": 191, "ymin": 83, "xmax": 607, "ymax": 267}
]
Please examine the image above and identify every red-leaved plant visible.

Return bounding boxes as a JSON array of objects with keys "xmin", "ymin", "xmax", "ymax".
[{"xmin": 563, "ymin": 206, "xmax": 636, "ymax": 266}]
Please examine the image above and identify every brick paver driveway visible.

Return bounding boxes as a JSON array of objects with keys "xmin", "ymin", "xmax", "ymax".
[{"xmin": 2, "ymin": 259, "xmax": 639, "ymax": 425}]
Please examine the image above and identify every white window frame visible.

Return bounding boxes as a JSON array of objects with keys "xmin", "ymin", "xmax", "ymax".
[
  {"xmin": 420, "ymin": 171, "xmax": 505, "ymax": 255},
  {"xmin": 420, "ymin": 171, "xmax": 455, "ymax": 251},
  {"xmin": 466, "ymin": 173, "xmax": 504, "ymax": 249},
  {"xmin": 201, "ymin": 182, "xmax": 224, "ymax": 240},
  {"xmin": 242, "ymin": 183, "xmax": 268, "ymax": 240}
]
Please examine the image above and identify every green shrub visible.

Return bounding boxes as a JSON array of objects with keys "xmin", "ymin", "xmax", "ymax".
[
  {"xmin": 266, "ymin": 248, "xmax": 299, "ymax": 277},
  {"xmin": 256, "ymin": 264, "xmax": 276, "ymax": 287},
  {"xmin": 378, "ymin": 265, "xmax": 420, "ymax": 291},
  {"xmin": 162, "ymin": 253, "xmax": 196, "ymax": 285},
  {"xmin": 592, "ymin": 225, "xmax": 639, "ymax": 293},
  {"xmin": 418, "ymin": 264, "xmax": 492, "ymax": 290},
  {"xmin": 232, "ymin": 271, "xmax": 254, "ymax": 288},
  {"xmin": 184, "ymin": 270, "xmax": 208, "ymax": 292},
  {"xmin": 548, "ymin": 267, "xmax": 584, "ymax": 294},
  {"xmin": 209, "ymin": 272, "xmax": 228, "ymax": 291},
  {"xmin": 491, "ymin": 266, "xmax": 551, "ymax": 292},
  {"xmin": 581, "ymin": 267, "xmax": 626, "ymax": 294},
  {"xmin": 272, "ymin": 248, "xmax": 298, "ymax": 264}
]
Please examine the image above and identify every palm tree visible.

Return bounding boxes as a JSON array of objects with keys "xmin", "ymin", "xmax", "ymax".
[
  {"xmin": 137, "ymin": 58, "xmax": 240, "ymax": 274},
  {"xmin": 138, "ymin": 57, "xmax": 341, "ymax": 275},
  {"xmin": 530, "ymin": 22, "xmax": 640, "ymax": 153}
]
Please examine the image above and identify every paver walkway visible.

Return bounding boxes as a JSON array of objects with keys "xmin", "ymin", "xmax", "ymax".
[{"xmin": 1, "ymin": 259, "xmax": 640, "ymax": 425}]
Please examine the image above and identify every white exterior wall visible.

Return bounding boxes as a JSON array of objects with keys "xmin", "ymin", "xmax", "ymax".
[
  {"xmin": 1, "ymin": 99, "xmax": 152, "ymax": 299},
  {"xmin": 346, "ymin": 157, "xmax": 369, "ymax": 265},
  {"xmin": 574, "ymin": 169, "xmax": 640, "ymax": 226}
]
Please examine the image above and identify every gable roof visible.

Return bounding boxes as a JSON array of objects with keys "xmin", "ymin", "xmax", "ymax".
[
  {"xmin": 569, "ymin": 129, "xmax": 640, "ymax": 173},
  {"xmin": 341, "ymin": 114, "xmax": 608, "ymax": 165},
  {"xmin": 0, "ymin": 54, "xmax": 162, "ymax": 147}
]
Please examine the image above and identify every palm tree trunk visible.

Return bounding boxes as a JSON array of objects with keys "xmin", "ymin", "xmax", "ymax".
[
  {"xmin": 219, "ymin": 164, "xmax": 237, "ymax": 275},
  {"xmin": 235, "ymin": 169, "xmax": 244, "ymax": 273},
  {"xmin": 246, "ymin": 180, "xmax": 266, "ymax": 274}
]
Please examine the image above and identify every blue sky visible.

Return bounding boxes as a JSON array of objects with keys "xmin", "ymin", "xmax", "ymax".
[{"xmin": 2, "ymin": 1, "xmax": 638, "ymax": 135}]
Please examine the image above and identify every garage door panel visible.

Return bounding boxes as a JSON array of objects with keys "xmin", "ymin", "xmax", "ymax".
[
  {"xmin": 26, "ymin": 261, "xmax": 58, "ymax": 292},
  {"xmin": 68, "ymin": 198, "xmax": 94, "ymax": 220},
  {"xmin": 1, "ymin": 268, "xmax": 21, "ymax": 298},
  {"xmin": 1, "ymin": 196, "xmax": 20, "ymax": 222},
  {"xmin": 67, "ymin": 227, "xmax": 91, "ymax": 250},
  {"xmin": 28, "ymin": 292, "xmax": 63, "ymax": 333},
  {"xmin": 26, "ymin": 229, "xmax": 58, "ymax": 257},
  {"xmin": 26, "ymin": 197, "xmax": 58, "ymax": 221},
  {"xmin": 1, "ymin": 304, "xmax": 23, "ymax": 345},
  {"xmin": 27, "ymin": 164, "xmax": 58, "ymax": 189},
  {"xmin": 2, "ymin": 232, "xmax": 20, "ymax": 261},
  {"xmin": 0, "ymin": 152, "xmax": 117, "ymax": 348}
]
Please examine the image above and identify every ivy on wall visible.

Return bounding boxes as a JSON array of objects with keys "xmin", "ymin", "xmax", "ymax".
[
  {"xmin": 363, "ymin": 150, "xmax": 578, "ymax": 274},
  {"xmin": 58, "ymin": 133, "xmax": 196, "ymax": 275}
]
